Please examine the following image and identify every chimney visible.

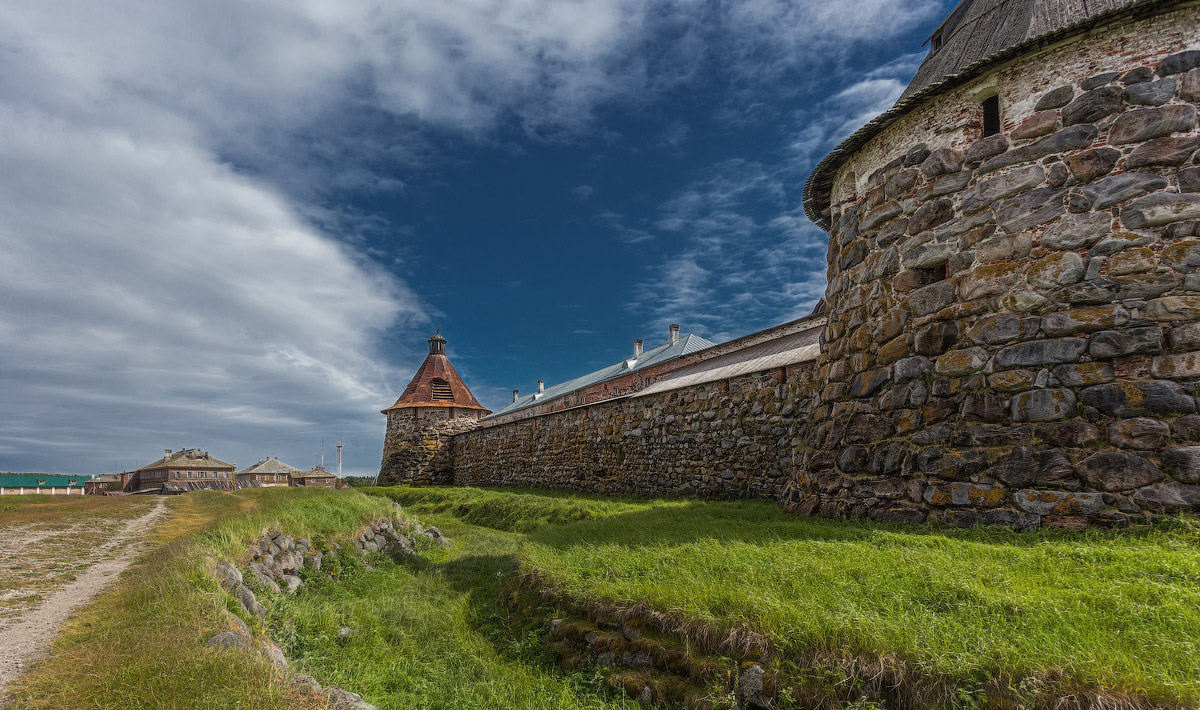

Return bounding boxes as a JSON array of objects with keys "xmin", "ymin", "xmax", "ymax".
[
  {"xmin": 669, "ymin": 324, "xmax": 679, "ymax": 344},
  {"xmin": 164, "ymin": 448, "xmax": 172, "ymax": 458},
  {"xmin": 634, "ymin": 339, "xmax": 643, "ymax": 358},
  {"xmin": 512, "ymin": 389, "xmax": 520, "ymax": 402},
  {"xmin": 537, "ymin": 380, "xmax": 545, "ymax": 394}
]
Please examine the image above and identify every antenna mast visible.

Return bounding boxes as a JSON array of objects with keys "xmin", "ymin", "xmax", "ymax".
[
  {"xmin": 320, "ymin": 438, "xmax": 325, "ymax": 470},
  {"xmin": 336, "ymin": 434, "xmax": 344, "ymax": 479}
]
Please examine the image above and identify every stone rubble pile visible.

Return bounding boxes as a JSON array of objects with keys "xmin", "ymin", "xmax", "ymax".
[
  {"xmin": 352, "ymin": 515, "xmax": 452, "ymax": 553},
  {"xmin": 205, "ymin": 513, "xmax": 444, "ymax": 710}
]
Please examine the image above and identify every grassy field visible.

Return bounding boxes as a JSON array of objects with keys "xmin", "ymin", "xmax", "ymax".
[
  {"xmin": 6, "ymin": 486, "xmax": 1199, "ymax": 709},
  {"xmin": 383, "ymin": 487, "xmax": 1200, "ymax": 708},
  {"xmin": 0, "ymin": 496, "xmax": 159, "ymax": 622},
  {"xmin": 6, "ymin": 488, "xmax": 393, "ymax": 710}
]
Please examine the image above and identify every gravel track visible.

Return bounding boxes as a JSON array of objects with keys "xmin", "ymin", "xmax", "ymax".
[{"xmin": 0, "ymin": 498, "xmax": 167, "ymax": 704}]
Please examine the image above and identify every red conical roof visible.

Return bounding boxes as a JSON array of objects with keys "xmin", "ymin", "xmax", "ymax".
[{"xmin": 382, "ymin": 334, "xmax": 490, "ymax": 413}]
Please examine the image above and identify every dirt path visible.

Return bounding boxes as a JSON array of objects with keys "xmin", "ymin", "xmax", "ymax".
[{"xmin": 0, "ymin": 498, "xmax": 167, "ymax": 703}]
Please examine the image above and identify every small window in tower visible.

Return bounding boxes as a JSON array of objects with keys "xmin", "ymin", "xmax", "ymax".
[
  {"xmin": 430, "ymin": 378, "xmax": 454, "ymax": 400},
  {"xmin": 982, "ymin": 95, "xmax": 1001, "ymax": 137},
  {"xmin": 930, "ymin": 29, "xmax": 944, "ymax": 54},
  {"xmin": 915, "ymin": 262, "xmax": 948, "ymax": 286}
]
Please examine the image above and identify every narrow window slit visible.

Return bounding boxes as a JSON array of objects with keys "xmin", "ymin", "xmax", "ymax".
[{"xmin": 982, "ymin": 95, "xmax": 1001, "ymax": 137}]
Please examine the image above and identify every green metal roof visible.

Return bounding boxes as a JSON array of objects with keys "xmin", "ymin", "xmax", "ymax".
[{"xmin": 0, "ymin": 474, "xmax": 92, "ymax": 487}]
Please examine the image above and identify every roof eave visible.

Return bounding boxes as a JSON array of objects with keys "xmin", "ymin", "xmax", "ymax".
[{"xmin": 801, "ymin": 0, "xmax": 1181, "ymax": 229}]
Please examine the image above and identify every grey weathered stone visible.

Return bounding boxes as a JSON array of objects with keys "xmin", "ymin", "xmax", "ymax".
[
  {"xmin": 205, "ymin": 629, "xmax": 252, "ymax": 651},
  {"xmin": 908, "ymin": 199, "xmax": 955, "ymax": 233},
  {"xmin": 1011, "ymin": 110, "xmax": 1058, "ymax": 140},
  {"xmin": 975, "ymin": 232, "xmax": 1033, "ymax": 263},
  {"xmin": 1107, "ymin": 417, "xmax": 1170, "ymax": 450},
  {"xmin": 1081, "ymin": 71, "xmax": 1121, "ymax": 90},
  {"xmin": 1063, "ymin": 87, "xmax": 1123, "ymax": 126},
  {"xmin": 894, "ymin": 355, "xmax": 931, "ymax": 381},
  {"xmin": 1122, "ymin": 194, "xmax": 1200, "ymax": 229},
  {"xmin": 1037, "ymin": 421, "xmax": 1101, "ymax": 447},
  {"xmin": 1014, "ymin": 490, "xmax": 1104, "ymax": 515},
  {"xmin": 238, "ymin": 583, "xmax": 267, "ymax": 617},
  {"xmin": 325, "ymin": 688, "xmax": 378, "ymax": 710},
  {"xmin": 907, "ymin": 280, "xmax": 956, "ymax": 316},
  {"xmin": 281, "ymin": 574, "xmax": 303, "ymax": 594},
  {"xmin": 964, "ymin": 133, "xmax": 1009, "ymax": 163},
  {"xmin": 967, "ymin": 315, "xmax": 1039, "ymax": 345},
  {"xmin": 1087, "ymin": 230, "xmax": 1155, "ymax": 258},
  {"xmin": 914, "ymin": 321, "xmax": 959, "ymax": 356},
  {"xmin": 1132, "ymin": 482, "xmax": 1200, "ymax": 511},
  {"xmin": 214, "ymin": 562, "xmax": 242, "ymax": 591},
  {"xmin": 1121, "ymin": 66, "xmax": 1155, "ymax": 84},
  {"xmin": 1041, "ymin": 305, "xmax": 1129, "ymax": 336},
  {"xmin": 1034, "ymin": 85, "xmax": 1074, "ymax": 111},
  {"xmin": 1088, "ymin": 327, "xmax": 1163, "ymax": 359},
  {"xmin": 1124, "ymin": 136, "xmax": 1200, "ymax": 169},
  {"xmin": 1161, "ymin": 447, "xmax": 1200, "ymax": 483},
  {"xmin": 979, "ymin": 125, "xmax": 1097, "ymax": 174},
  {"xmin": 994, "ymin": 338, "xmax": 1089, "ymax": 368},
  {"xmin": 1040, "ymin": 212, "xmax": 1111, "ymax": 250},
  {"xmin": 1028, "ymin": 251, "xmax": 1084, "ymax": 288},
  {"xmin": 1180, "ymin": 167, "xmax": 1200, "ymax": 194},
  {"xmin": 962, "ymin": 164, "xmax": 1045, "ymax": 214},
  {"xmin": 1078, "ymin": 451, "xmax": 1163, "ymax": 491},
  {"xmin": 1145, "ymin": 296, "xmax": 1200, "ymax": 321},
  {"xmin": 901, "ymin": 240, "xmax": 957, "ymax": 270},
  {"xmin": 737, "ymin": 664, "xmax": 771, "ymax": 710},
  {"xmin": 921, "ymin": 148, "xmax": 962, "ymax": 178},
  {"xmin": 1158, "ymin": 49, "xmax": 1200, "ymax": 76},
  {"xmin": 1160, "ymin": 239, "xmax": 1200, "ymax": 273},
  {"xmin": 1123, "ymin": 78, "xmax": 1176, "ymax": 105},
  {"xmin": 1063, "ymin": 147, "xmax": 1120, "ymax": 184},
  {"xmin": 1011, "ymin": 388, "xmax": 1076, "ymax": 422},
  {"xmin": 1082, "ymin": 172, "xmax": 1168, "ymax": 210},
  {"xmin": 1080, "ymin": 380, "xmax": 1197, "ymax": 417},
  {"xmin": 1182, "ymin": 67, "xmax": 1200, "ymax": 102},
  {"xmin": 1109, "ymin": 104, "xmax": 1197, "ymax": 145},
  {"xmin": 997, "ymin": 187, "xmax": 1065, "ymax": 233},
  {"xmin": 989, "ymin": 446, "xmax": 1074, "ymax": 487}
]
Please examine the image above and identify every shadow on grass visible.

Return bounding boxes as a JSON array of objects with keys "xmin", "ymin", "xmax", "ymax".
[{"xmin": 523, "ymin": 497, "xmax": 1200, "ymax": 552}]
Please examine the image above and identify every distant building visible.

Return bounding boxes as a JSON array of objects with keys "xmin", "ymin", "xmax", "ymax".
[
  {"xmin": 84, "ymin": 474, "xmax": 122, "ymax": 495},
  {"xmin": 236, "ymin": 457, "xmax": 300, "ymax": 488},
  {"xmin": 123, "ymin": 448, "xmax": 236, "ymax": 493},
  {"xmin": 289, "ymin": 467, "xmax": 337, "ymax": 488},
  {"xmin": 0, "ymin": 474, "xmax": 89, "ymax": 496}
]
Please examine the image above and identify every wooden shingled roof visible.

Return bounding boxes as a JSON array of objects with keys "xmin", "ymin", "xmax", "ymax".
[{"xmin": 382, "ymin": 334, "xmax": 490, "ymax": 413}]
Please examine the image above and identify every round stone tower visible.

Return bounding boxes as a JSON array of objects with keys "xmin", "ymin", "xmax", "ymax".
[
  {"xmin": 379, "ymin": 333, "xmax": 491, "ymax": 485},
  {"xmin": 792, "ymin": 0, "xmax": 1200, "ymax": 528}
]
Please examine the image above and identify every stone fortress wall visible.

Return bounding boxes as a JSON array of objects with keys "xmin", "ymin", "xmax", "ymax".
[
  {"xmin": 389, "ymin": 5, "xmax": 1200, "ymax": 529},
  {"xmin": 451, "ymin": 362, "xmax": 818, "ymax": 500},
  {"xmin": 800, "ymin": 5, "xmax": 1200, "ymax": 528}
]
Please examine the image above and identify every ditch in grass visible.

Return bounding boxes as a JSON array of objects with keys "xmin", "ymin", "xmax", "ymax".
[{"xmin": 373, "ymin": 486, "xmax": 1200, "ymax": 709}]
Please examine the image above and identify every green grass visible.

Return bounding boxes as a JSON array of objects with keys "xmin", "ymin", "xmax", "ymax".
[
  {"xmin": 10, "ymin": 485, "xmax": 1200, "ymax": 709},
  {"xmin": 362, "ymin": 486, "xmax": 654, "ymax": 532},
  {"xmin": 270, "ymin": 514, "xmax": 635, "ymax": 710},
  {"xmin": 513, "ymin": 496, "xmax": 1200, "ymax": 706},
  {"xmin": 8, "ymin": 488, "xmax": 393, "ymax": 710}
]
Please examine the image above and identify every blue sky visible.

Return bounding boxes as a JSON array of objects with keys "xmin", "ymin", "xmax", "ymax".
[{"xmin": 0, "ymin": 0, "xmax": 952, "ymax": 476}]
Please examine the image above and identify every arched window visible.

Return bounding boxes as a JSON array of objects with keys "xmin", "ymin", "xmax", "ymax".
[{"xmin": 430, "ymin": 378, "xmax": 454, "ymax": 400}]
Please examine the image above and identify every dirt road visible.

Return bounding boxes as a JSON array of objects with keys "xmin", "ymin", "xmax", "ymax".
[{"xmin": 0, "ymin": 498, "xmax": 167, "ymax": 703}]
